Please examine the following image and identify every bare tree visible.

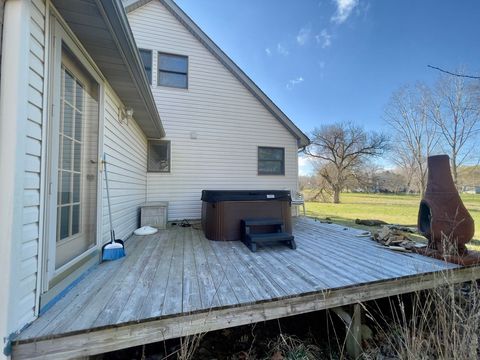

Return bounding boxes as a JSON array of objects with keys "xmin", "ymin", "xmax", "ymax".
[
  {"xmin": 377, "ymin": 170, "xmax": 408, "ymax": 194},
  {"xmin": 429, "ymin": 73, "xmax": 480, "ymax": 184},
  {"xmin": 305, "ymin": 123, "xmax": 389, "ymax": 203},
  {"xmin": 394, "ymin": 151, "xmax": 418, "ymax": 193},
  {"xmin": 384, "ymin": 84, "xmax": 439, "ymax": 196},
  {"xmin": 355, "ymin": 161, "xmax": 382, "ymax": 193},
  {"xmin": 307, "ymin": 173, "xmax": 335, "ymax": 203}
]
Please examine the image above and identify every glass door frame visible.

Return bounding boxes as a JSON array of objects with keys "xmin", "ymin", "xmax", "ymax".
[{"xmin": 41, "ymin": 9, "xmax": 105, "ymax": 295}]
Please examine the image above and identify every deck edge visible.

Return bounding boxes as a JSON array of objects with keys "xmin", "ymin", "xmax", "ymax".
[{"xmin": 12, "ymin": 266, "xmax": 480, "ymax": 360}]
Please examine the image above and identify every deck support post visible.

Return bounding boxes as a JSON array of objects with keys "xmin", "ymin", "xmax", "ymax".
[{"xmin": 333, "ymin": 303, "xmax": 362, "ymax": 359}]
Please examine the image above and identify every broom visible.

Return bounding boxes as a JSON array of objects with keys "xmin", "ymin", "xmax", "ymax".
[{"xmin": 102, "ymin": 154, "xmax": 126, "ymax": 261}]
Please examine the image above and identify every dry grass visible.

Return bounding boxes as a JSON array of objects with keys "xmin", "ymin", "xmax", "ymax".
[
  {"xmin": 362, "ymin": 278, "xmax": 480, "ymax": 360},
  {"xmin": 266, "ymin": 333, "xmax": 323, "ymax": 360},
  {"xmin": 176, "ymin": 333, "xmax": 205, "ymax": 360}
]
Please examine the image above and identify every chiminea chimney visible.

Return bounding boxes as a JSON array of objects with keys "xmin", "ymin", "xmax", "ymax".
[{"xmin": 418, "ymin": 155, "xmax": 475, "ymax": 253}]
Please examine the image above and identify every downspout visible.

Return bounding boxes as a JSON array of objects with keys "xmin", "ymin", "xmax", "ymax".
[{"xmin": 0, "ymin": 0, "xmax": 31, "ymax": 357}]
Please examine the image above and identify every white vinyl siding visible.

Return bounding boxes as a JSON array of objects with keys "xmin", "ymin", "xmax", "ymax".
[
  {"xmin": 127, "ymin": 1, "xmax": 299, "ymax": 221},
  {"xmin": 102, "ymin": 87, "xmax": 148, "ymax": 244},
  {"xmin": 12, "ymin": 0, "xmax": 149, "ymax": 333},
  {"xmin": 16, "ymin": 0, "xmax": 46, "ymax": 329},
  {"xmin": 0, "ymin": 0, "xmax": 4, "ymax": 88}
]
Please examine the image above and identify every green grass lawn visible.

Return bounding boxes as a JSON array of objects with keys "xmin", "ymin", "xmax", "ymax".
[{"xmin": 305, "ymin": 193, "xmax": 480, "ymax": 243}]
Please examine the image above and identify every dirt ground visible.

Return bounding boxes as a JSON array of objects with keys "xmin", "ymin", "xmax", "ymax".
[
  {"xmin": 92, "ymin": 310, "xmax": 346, "ymax": 360},
  {"xmin": 92, "ymin": 296, "xmax": 412, "ymax": 360}
]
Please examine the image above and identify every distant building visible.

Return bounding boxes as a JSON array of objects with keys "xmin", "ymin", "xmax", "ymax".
[{"xmin": 463, "ymin": 186, "xmax": 480, "ymax": 194}]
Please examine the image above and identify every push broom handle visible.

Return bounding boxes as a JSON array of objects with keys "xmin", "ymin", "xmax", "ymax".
[{"xmin": 103, "ymin": 154, "xmax": 115, "ymax": 244}]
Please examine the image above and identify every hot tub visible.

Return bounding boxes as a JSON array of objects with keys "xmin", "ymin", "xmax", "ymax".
[{"xmin": 201, "ymin": 190, "xmax": 292, "ymax": 241}]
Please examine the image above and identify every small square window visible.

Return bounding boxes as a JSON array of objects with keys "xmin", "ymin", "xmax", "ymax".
[
  {"xmin": 258, "ymin": 147, "xmax": 285, "ymax": 175},
  {"xmin": 158, "ymin": 53, "xmax": 188, "ymax": 89},
  {"xmin": 139, "ymin": 49, "xmax": 152, "ymax": 84},
  {"xmin": 148, "ymin": 140, "xmax": 171, "ymax": 172}
]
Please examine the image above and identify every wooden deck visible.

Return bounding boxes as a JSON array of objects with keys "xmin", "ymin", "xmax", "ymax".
[{"xmin": 13, "ymin": 217, "xmax": 480, "ymax": 359}]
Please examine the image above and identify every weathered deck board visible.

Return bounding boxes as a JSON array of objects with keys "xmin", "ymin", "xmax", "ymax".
[
  {"xmin": 225, "ymin": 241, "xmax": 285, "ymax": 299},
  {"xmin": 27, "ymin": 237, "xmax": 145, "ymax": 337},
  {"xmin": 258, "ymin": 244, "xmax": 319, "ymax": 293},
  {"xmin": 296, "ymin": 227, "xmax": 412, "ymax": 278},
  {"xmin": 139, "ymin": 227, "xmax": 176, "ymax": 319},
  {"xmin": 117, "ymin": 231, "xmax": 170, "ymax": 323},
  {"xmin": 208, "ymin": 235, "xmax": 256, "ymax": 304},
  {"xmin": 161, "ymin": 228, "xmax": 186, "ymax": 315},
  {"xmin": 14, "ymin": 217, "xmax": 471, "ymax": 360},
  {"xmin": 298, "ymin": 221, "xmax": 445, "ymax": 273},
  {"xmin": 191, "ymin": 226, "xmax": 223, "ymax": 308},
  {"xmin": 91, "ymin": 233, "xmax": 160, "ymax": 328},
  {"xmin": 182, "ymin": 228, "xmax": 202, "ymax": 312},
  {"xmin": 240, "ymin": 245, "xmax": 290, "ymax": 296},
  {"xmin": 198, "ymin": 228, "xmax": 241, "ymax": 306},
  {"xmin": 60, "ymin": 237, "xmax": 149, "ymax": 332}
]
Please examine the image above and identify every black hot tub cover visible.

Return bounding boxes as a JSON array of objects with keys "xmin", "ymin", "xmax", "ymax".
[{"xmin": 201, "ymin": 190, "xmax": 291, "ymax": 203}]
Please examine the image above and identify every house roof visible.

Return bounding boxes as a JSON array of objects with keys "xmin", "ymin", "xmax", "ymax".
[
  {"xmin": 52, "ymin": 0, "xmax": 165, "ymax": 138},
  {"xmin": 122, "ymin": 0, "xmax": 310, "ymax": 148}
]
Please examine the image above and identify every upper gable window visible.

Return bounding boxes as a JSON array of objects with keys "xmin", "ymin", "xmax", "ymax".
[
  {"xmin": 139, "ymin": 49, "xmax": 152, "ymax": 85},
  {"xmin": 158, "ymin": 53, "xmax": 188, "ymax": 89}
]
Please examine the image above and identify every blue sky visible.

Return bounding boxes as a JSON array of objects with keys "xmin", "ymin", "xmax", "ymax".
[{"xmin": 175, "ymin": 0, "xmax": 480, "ymax": 173}]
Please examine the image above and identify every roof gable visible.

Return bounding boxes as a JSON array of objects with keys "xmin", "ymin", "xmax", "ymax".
[{"xmin": 123, "ymin": 0, "xmax": 309, "ymax": 147}]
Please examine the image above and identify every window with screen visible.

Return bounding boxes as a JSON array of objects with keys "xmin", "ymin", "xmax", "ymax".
[
  {"xmin": 258, "ymin": 147, "xmax": 285, "ymax": 175},
  {"xmin": 139, "ymin": 49, "xmax": 152, "ymax": 84},
  {"xmin": 158, "ymin": 53, "xmax": 188, "ymax": 89},
  {"xmin": 148, "ymin": 140, "xmax": 171, "ymax": 172}
]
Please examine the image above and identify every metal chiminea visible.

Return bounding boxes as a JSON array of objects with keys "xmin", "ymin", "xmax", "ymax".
[{"xmin": 418, "ymin": 155, "xmax": 475, "ymax": 254}]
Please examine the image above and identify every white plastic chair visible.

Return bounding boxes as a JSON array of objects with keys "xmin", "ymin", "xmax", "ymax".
[{"xmin": 291, "ymin": 192, "xmax": 306, "ymax": 216}]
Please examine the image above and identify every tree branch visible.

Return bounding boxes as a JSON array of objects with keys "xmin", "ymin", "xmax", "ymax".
[{"xmin": 427, "ymin": 65, "xmax": 480, "ymax": 80}]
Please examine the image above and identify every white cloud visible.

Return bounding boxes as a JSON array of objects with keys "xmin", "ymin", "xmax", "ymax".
[
  {"xmin": 298, "ymin": 156, "xmax": 308, "ymax": 169},
  {"xmin": 299, "ymin": 156, "xmax": 315, "ymax": 176},
  {"xmin": 286, "ymin": 76, "xmax": 304, "ymax": 89},
  {"xmin": 296, "ymin": 25, "xmax": 311, "ymax": 46},
  {"xmin": 331, "ymin": 0, "xmax": 359, "ymax": 24},
  {"xmin": 265, "ymin": 47, "xmax": 272, "ymax": 56},
  {"xmin": 315, "ymin": 29, "xmax": 332, "ymax": 48},
  {"xmin": 276, "ymin": 43, "xmax": 289, "ymax": 56}
]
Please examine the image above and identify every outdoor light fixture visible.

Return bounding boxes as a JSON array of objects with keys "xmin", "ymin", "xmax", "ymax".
[
  {"xmin": 126, "ymin": 108, "xmax": 134, "ymax": 121},
  {"xmin": 118, "ymin": 107, "xmax": 134, "ymax": 124}
]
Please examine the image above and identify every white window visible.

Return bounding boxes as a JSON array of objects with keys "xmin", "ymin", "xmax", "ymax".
[
  {"xmin": 139, "ymin": 48, "xmax": 152, "ymax": 84},
  {"xmin": 157, "ymin": 53, "xmax": 188, "ymax": 89},
  {"xmin": 148, "ymin": 140, "xmax": 171, "ymax": 172},
  {"xmin": 258, "ymin": 147, "xmax": 285, "ymax": 175}
]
